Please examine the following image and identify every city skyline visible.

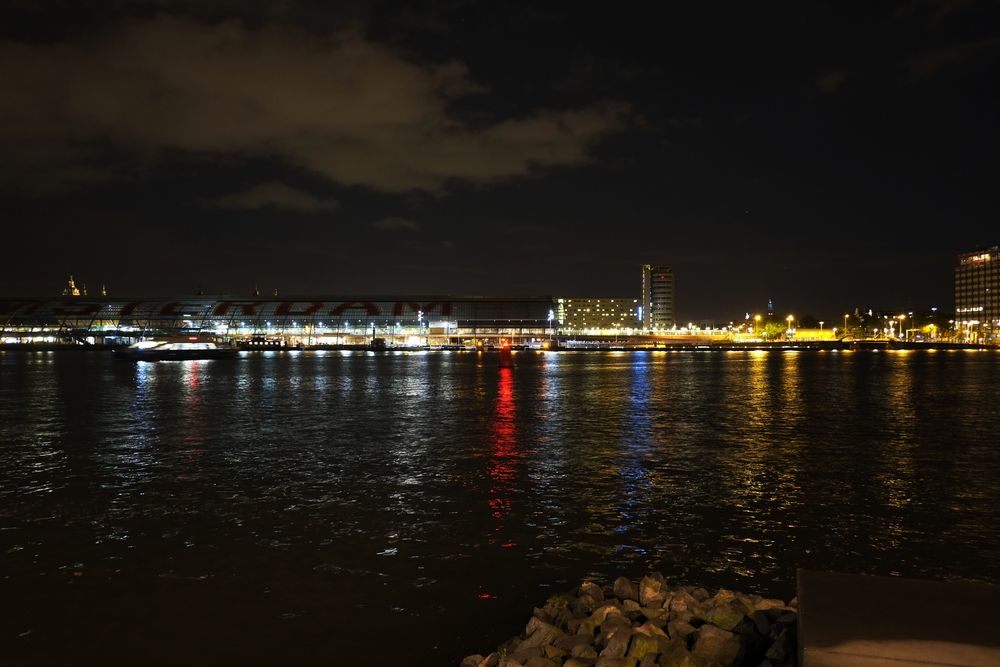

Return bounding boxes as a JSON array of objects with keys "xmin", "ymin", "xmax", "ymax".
[
  {"xmin": 16, "ymin": 245, "xmax": 987, "ymax": 326},
  {"xmin": 1, "ymin": 1, "xmax": 998, "ymax": 320}
]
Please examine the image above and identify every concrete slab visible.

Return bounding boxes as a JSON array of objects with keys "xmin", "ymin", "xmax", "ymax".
[{"xmin": 798, "ymin": 569, "xmax": 1000, "ymax": 667}]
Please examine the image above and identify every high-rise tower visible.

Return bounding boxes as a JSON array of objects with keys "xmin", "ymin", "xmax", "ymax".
[
  {"xmin": 955, "ymin": 246, "xmax": 999, "ymax": 342},
  {"xmin": 641, "ymin": 264, "xmax": 675, "ymax": 330}
]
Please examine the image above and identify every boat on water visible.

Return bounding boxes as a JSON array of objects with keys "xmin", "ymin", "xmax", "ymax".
[{"xmin": 115, "ymin": 337, "xmax": 239, "ymax": 362}]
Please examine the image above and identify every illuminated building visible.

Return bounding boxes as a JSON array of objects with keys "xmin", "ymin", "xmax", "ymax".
[
  {"xmin": 61, "ymin": 275, "xmax": 82, "ymax": 297},
  {"xmin": 641, "ymin": 264, "xmax": 675, "ymax": 330},
  {"xmin": 0, "ymin": 295, "xmax": 556, "ymax": 347},
  {"xmin": 955, "ymin": 247, "xmax": 999, "ymax": 342},
  {"xmin": 556, "ymin": 297, "xmax": 640, "ymax": 331}
]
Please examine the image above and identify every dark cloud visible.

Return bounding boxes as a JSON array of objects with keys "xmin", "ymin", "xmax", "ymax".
[
  {"xmin": 211, "ymin": 181, "xmax": 340, "ymax": 212},
  {"xmin": 816, "ymin": 70, "xmax": 849, "ymax": 93},
  {"xmin": 371, "ymin": 216, "xmax": 420, "ymax": 231},
  {"xmin": 0, "ymin": 15, "xmax": 630, "ymax": 193},
  {"xmin": 909, "ymin": 37, "xmax": 1000, "ymax": 79}
]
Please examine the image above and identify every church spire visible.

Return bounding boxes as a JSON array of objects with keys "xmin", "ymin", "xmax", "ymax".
[{"xmin": 62, "ymin": 275, "xmax": 81, "ymax": 297}]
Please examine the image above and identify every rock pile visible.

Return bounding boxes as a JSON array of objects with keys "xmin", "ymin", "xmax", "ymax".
[{"xmin": 461, "ymin": 573, "xmax": 797, "ymax": 667}]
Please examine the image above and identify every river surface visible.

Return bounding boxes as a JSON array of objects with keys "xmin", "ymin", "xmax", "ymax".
[{"xmin": 1, "ymin": 350, "xmax": 999, "ymax": 664}]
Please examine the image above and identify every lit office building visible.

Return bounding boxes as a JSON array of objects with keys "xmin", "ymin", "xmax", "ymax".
[
  {"xmin": 641, "ymin": 264, "xmax": 675, "ymax": 330},
  {"xmin": 557, "ymin": 298, "xmax": 640, "ymax": 331},
  {"xmin": 955, "ymin": 246, "xmax": 999, "ymax": 342}
]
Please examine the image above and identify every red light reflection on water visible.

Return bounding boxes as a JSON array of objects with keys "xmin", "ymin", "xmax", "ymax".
[
  {"xmin": 185, "ymin": 358, "xmax": 201, "ymax": 390},
  {"xmin": 179, "ymin": 361, "xmax": 206, "ymax": 476},
  {"xmin": 487, "ymin": 368, "xmax": 518, "ymax": 532}
]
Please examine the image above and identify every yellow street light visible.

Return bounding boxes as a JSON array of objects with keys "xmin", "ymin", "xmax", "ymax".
[{"xmin": 786, "ymin": 315, "xmax": 794, "ymax": 329}]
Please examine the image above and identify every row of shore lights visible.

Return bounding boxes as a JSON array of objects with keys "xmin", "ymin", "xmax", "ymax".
[{"xmin": 750, "ymin": 312, "xmax": 918, "ymax": 331}]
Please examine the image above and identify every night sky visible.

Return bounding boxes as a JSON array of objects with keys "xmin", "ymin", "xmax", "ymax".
[{"xmin": 1, "ymin": 0, "xmax": 998, "ymax": 321}]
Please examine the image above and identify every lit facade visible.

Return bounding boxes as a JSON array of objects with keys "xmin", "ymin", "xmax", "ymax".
[
  {"xmin": 955, "ymin": 247, "xmax": 1000, "ymax": 342},
  {"xmin": 641, "ymin": 264, "xmax": 675, "ymax": 330},
  {"xmin": 0, "ymin": 296, "xmax": 556, "ymax": 347},
  {"xmin": 557, "ymin": 297, "xmax": 640, "ymax": 331}
]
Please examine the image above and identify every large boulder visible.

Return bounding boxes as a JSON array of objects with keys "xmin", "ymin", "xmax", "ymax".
[
  {"xmin": 638, "ymin": 575, "xmax": 666, "ymax": 607},
  {"xmin": 579, "ymin": 581, "xmax": 605, "ymax": 602},
  {"xmin": 599, "ymin": 628, "xmax": 634, "ymax": 658},
  {"xmin": 705, "ymin": 600, "xmax": 746, "ymax": 631},
  {"xmin": 766, "ymin": 625, "xmax": 796, "ymax": 666},
  {"xmin": 601, "ymin": 611, "xmax": 632, "ymax": 635},
  {"xmin": 626, "ymin": 633, "xmax": 660, "ymax": 661},
  {"xmin": 633, "ymin": 621, "xmax": 667, "ymax": 639},
  {"xmin": 554, "ymin": 633, "xmax": 595, "ymax": 653},
  {"xmin": 567, "ymin": 617, "xmax": 598, "ymax": 637},
  {"xmin": 622, "ymin": 599, "xmax": 642, "ymax": 614},
  {"xmin": 516, "ymin": 619, "xmax": 563, "ymax": 653},
  {"xmin": 590, "ymin": 602, "xmax": 625, "ymax": 625},
  {"xmin": 751, "ymin": 610, "xmax": 771, "ymax": 636},
  {"xmin": 754, "ymin": 597, "xmax": 787, "ymax": 611},
  {"xmin": 667, "ymin": 619, "xmax": 696, "ymax": 639},
  {"xmin": 542, "ymin": 644, "xmax": 567, "ymax": 661},
  {"xmin": 712, "ymin": 588, "xmax": 738, "ymax": 605},
  {"xmin": 638, "ymin": 606, "xmax": 668, "ymax": 626},
  {"xmin": 692, "ymin": 624, "xmax": 741, "ymax": 665},
  {"xmin": 668, "ymin": 590, "xmax": 699, "ymax": 615},
  {"xmin": 500, "ymin": 646, "xmax": 542, "ymax": 666},
  {"xmin": 594, "ymin": 657, "xmax": 638, "ymax": 667},
  {"xmin": 658, "ymin": 640, "xmax": 697, "ymax": 667},
  {"xmin": 522, "ymin": 657, "xmax": 560, "ymax": 667},
  {"xmin": 613, "ymin": 576, "xmax": 639, "ymax": 602}
]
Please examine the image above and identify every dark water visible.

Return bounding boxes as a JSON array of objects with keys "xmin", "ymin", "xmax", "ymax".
[{"xmin": 1, "ymin": 350, "xmax": 999, "ymax": 664}]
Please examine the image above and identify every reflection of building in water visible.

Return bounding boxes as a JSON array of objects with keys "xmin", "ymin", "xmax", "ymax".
[
  {"xmin": 955, "ymin": 247, "xmax": 999, "ymax": 343},
  {"xmin": 487, "ymin": 369, "xmax": 518, "ymax": 532}
]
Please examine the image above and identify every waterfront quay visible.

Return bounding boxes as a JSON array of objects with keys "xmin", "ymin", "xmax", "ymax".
[{"xmin": 1, "ymin": 295, "xmax": 995, "ymax": 352}]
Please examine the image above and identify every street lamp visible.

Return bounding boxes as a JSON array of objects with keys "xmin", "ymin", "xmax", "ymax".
[
  {"xmin": 897, "ymin": 314, "xmax": 906, "ymax": 341},
  {"xmin": 844, "ymin": 313, "xmax": 849, "ymax": 338}
]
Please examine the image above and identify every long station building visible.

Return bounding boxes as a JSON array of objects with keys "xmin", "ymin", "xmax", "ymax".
[{"xmin": 0, "ymin": 295, "xmax": 556, "ymax": 347}]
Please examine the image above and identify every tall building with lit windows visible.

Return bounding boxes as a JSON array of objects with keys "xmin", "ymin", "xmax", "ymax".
[
  {"xmin": 955, "ymin": 246, "xmax": 999, "ymax": 342},
  {"xmin": 641, "ymin": 264, "xmax": 675, "ymax": 330}
]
